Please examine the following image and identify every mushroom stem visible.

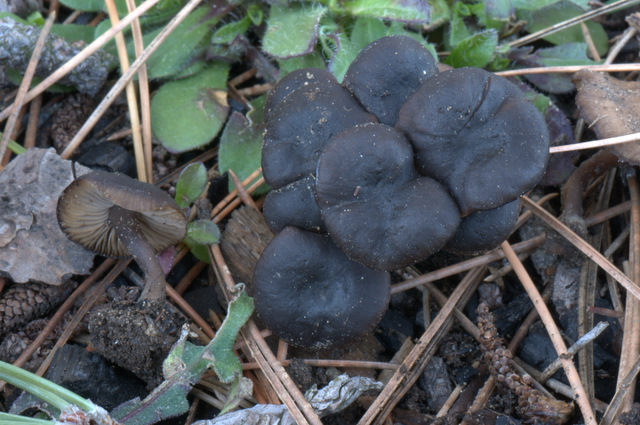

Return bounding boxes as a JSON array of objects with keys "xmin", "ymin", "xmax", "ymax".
[{"xmin": 109, "ymin": 206, "xmax": 166, "ymax": 300}]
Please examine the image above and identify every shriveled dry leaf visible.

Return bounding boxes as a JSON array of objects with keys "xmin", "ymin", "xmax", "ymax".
[
  {"xmin": 0, "ymin": 148, "xmax": 94, "ymax": 285},
  {"xmin": 573, "ymin": 70, "xmax": 640, "ymax": 164}
]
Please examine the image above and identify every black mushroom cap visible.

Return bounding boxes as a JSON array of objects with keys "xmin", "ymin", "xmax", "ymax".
[
  {"xmin": 343, "ymin": 35, "xmax": 438, "ymax": 126},
  {"xmin": 57, "ymin": 170, "xmax": 187, "ymax": 258},
  {"xmin": 263, "ymin": 68, "xmax": 336, "ymax": 122},
  {"xmin": 316, "ymin": 123, "xmax": 460, "ymax": 271},
  {"xmin": 252, "ymin": 226, "xmax": 390, "ymax": 350},
  {"xmin": 262, "ymin": 78, "xmax": 377, "ymax": 190},
  {"xmin": 444, "ymin": 198, "xmax": 521, "ymax": 255},
  {"xmin": 396, "ymin": 67, "xmax": 550, "ymax": 215},
  {"xmin": 262, "ymin": 175, "xmax": 325, "ymax": 233}
]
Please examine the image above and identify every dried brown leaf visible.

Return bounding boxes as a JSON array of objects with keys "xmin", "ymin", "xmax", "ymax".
[
  {"xmin": 573, "ymin": 70, "xmax": 640, "ymax": 164},
  {"xmin": 0, "ymin": 148, "xmax": 94, "ymax": 285}
]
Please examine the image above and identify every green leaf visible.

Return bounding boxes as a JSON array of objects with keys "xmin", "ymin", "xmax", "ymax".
[
  {"xmin": 219, "ymin": 96, "xmax": 270, "ymax": 195},
  {"xmin": 277, "ymin": 51, "xmax": 327, "ymax": 76},
  {"xmin": 519, "ymin": 1, "xmax": 608, "ymax": 56},
  {"xmin": 485, "ymin": 0, "xmax": 513, "ymax": 21},
  {"xmin": 51, "ymin": 23, "xmax": 95, "ymax": 44},
  {"xmin": 262, "ymin": 3, "xmax": 327, "ymax": 59},
  {"xmin": 26, "ymin": 11, "xmax": 43, "ymax": 25},
  {"xmin": 425, "ymin": 0, "xmax": 449, "ymax": 30},
  {"xmin": 59, "ymin": 0, "xmax": 104, "ymax": 11},
  {"xmin": 186, "ymin": 220, "xmax": 221, "ymax": 246},
  {"xmin": 341, "ymin": 0, "xmax": 430, "ymax": 23},
  {"xmin": 512, "ymin": 0, "xmax": 560, "ymax": 10},
  {"xmin": 112, "ymin": 290, "xmax": 254, "ymax": 425},
  {"xmin": 144, "ymin": 5, "xmax": 222, "ymax": 79},
  {"xmin": 175, "ymin": 163, "xmax": 208, "ymax": 209},
  {"xmin": 151, "ymin": 62, "xmax": 230, "ymax": 153},
  {"xmin": 447, "ymin": 2, "xmax": 472, "ymax": 48},
  {"xmin": 445, "ymin": 29, "xmax": 498, "ymax": 68},
  {"xmin": 211, "ymin": 17, "xmax": 251, "ymax": 44},
  {"xmin": 247, "ymin": 3, "xmax": 264, "ymax": 25}
]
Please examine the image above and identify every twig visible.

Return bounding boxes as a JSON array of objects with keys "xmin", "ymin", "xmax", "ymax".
[
  {"xmin": 0, "ymin": 12, "xmax": 56, "ymax": 167},
  {"xmin": 617, "ymin": 173, "xmax": 640, "ymax": 413},
  {"xmin": 105, "ymin": 0, "xmax": 147, "ymax": 181},
  {"xmin": 210, "ymin": 245, "xmax": 322, "ymax": 425},
  {"xmin": 228, "ymin": 169, "xmax": 259, "ymax": 211},
  {"xmin": 538, "ymin": 322, "xmax": 610, "ymax": 383},
  {"xmin": 600, "ymin": 353, "xmax": 640, "ymax": 425},
  {"xmin": 358, "ymin": 266, "xmax": 485, "ymax": 425},
  {"xmin": 125, "ymin": 0, "xmax": 153, "ymax": 183},
  {"xmin": 211, "ymin": 168, "xmax": 263, "ymax": 218},
  {"xmin": 242, "ymin": 359, "xmax": 399, "ymax": 371},
  {"xmin": 0, "ymin": 0, "xmax": 161, "ymax": 124},
  {"xmin": 497, "ymin": 63, "xmax": 640, "ymax": 78},
  {"xmin": 501, "ymin": 241, "xmax": 596, "ymax": 425},
  {"xmin": 605, "ymin": 26, "xmax": 637, "ymax": 65},
  {"xmin": 23, "ymin": 94, "xmax": 42, "ymax": 149},
  {"xmin": 521, "ymin": 196, "xmax": 640, "ymax": 300},
  {"xmin": 507, "ymin": 0, "xmax": 640, "ymax": 48},
  {"xmin": 390, "ymin": 235, "xmax": 545, "ymax": 294}
]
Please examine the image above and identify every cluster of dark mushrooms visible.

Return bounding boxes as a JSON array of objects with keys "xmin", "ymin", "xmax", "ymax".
[{"xmin": 253, "ymin": 35, "xmax": 551, "ymax": 351}]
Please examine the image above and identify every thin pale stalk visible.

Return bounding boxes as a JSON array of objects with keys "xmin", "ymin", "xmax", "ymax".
[
  {"xmin": 500, "ymin": 241, "xmax": 597, "ymax": 425},
  {"xmin": 497, "ymin": 63, "xmax": 640, "ymax": 78},
  {"xmin": 0, "ymin": 0, "xmax": 161, "ymax": 124},
  {"xmin": 126, "ymin": 0, "xmax": 153, "ymax": 183},
  {"xmin": 105, "ymin": 0, "xmax": 147, "ymax": 182},
  {"xmin": 0, "ymin": 12, "xmax": 55, "ymax": 167},
  {"xmin": 24, "ymin": 95, "xmax": 42, "ymax": 149}
]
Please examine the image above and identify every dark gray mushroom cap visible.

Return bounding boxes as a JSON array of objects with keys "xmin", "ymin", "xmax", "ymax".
[
  {"xmin": 444, "ymin": 198, "xmax": 521, "ymax": 255},
  {"xmin": 396, "ymin": 67, "xmax": 550, "ymax": 215},
  {"xmin": 343, "ymin": 35, "xmax": 438, "ymax": 126},
  {"xmin": 262, "ymin": 78, "xmax": 377, "ymax": 189},
  {"xmin": 263, "ymin": 68, "xmax": 336, "ymax": 122},
  {"xmin": 316, "ymin": 123, "xmax": 460, "ymax": 271},
  {"xmin": 57, "ymin": 170, "xmax": 187, "ymax": 258},
  {"xmin": 262, "ymin": 175, "xmax": 325, "ymax": 233},
  {"xmin": 253, "ymin": 227, "xmax": 390, "ymax": 350}
]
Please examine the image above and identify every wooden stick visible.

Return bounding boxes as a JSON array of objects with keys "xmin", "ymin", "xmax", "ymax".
[
  {"xmin": 500, "ymin": 241, "xmax": 596, "ymax": 425},
  {"xmin": 0, "ymin": 12, "xmax": 56, "ymax": 167},
  {"xmin": 0, "ymin": 0, "xmax": 161, "ymax": 124},
  {"xmin": 105, "ymin": 0, "xmax": 147, "ymax": 181},
  {"xmin": 521, "ymin": 196, "xmax": 640, "ymax": 300}
]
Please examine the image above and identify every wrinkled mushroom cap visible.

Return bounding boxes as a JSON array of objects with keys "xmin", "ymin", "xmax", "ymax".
[
  {"xmin": 57, "ymin": 170, "xmax": 187, "ymax": 258},
  {"xmin": 343, "ymin": 35, "xmax": 438, "ymax": 126},
  {"xmin": 396, "ymin": 67, "xmax": 549, "ymax": 215},
  {"xmin": 262, "ymin": 176, "xmax": 325, "ymax": 234},
  {"xmin": 253, "ymin": 227, "xmax": 390, "ymax": 350},
  {"xmin": 444, "ymin": 198, "xmax": 521, "ymax": 255},
  {"xmin": 263, "ymin": 68, "xmax": 336, "ymax": 122},
  {"xmin": 262, "ymin": 78, "xmax": 377, "ymax": 189},
  {"xmin": 316, "ymin": 123, "xmax": 460, "ymax": 271}
]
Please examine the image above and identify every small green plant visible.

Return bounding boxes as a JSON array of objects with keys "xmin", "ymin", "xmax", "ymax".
[
  {"xmin": 2, "ymin": 288, "xmax": 254, "ymax": 425},
  {"xmin": 174, "ymin": 162, "xmax": 221, "ymax": 263}
]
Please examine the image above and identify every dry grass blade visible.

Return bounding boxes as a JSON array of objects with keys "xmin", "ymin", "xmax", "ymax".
[
  {"xmin": 210, "ymin": 245, "xmax": 322, "ymax": 425},
  {"xmin": 0, "ymin": 12, "xmax": 56, "ymax": 166},
  {"xmin": 125, "ymin": 0, "xmax": 153, "ymax": 183},
  {"xmin": 105, "ymin": 0, "xmax": 147, "ymax": 182},
  {"xmin": 500, "ymin": 241, "xmax": 597, "ymax": 425},
  {"xmin": 357, "ymin": 266, "xmax": 485, "ymax": 425},
  {"xmin": 0, "ymin": 0, "xmax": 161, "ymax": 124},
  {"xmin": 600, "ymin": 353, "xmax": 640, "ymax": 425},
  {"xmin": 497, "ymin": 63, "xmax": 640, "ymax": 78},
  {"xmin": 521, "ymin": 196, "xmax": 640, "ymax": 300},
  {"xmin": 61, "ymin": 0, "xmax": 206, "ymax": 159},
  {"xmin": 616, "ymin": 173, "xmax": 640, "ymax": 413},
  {"xmin": 548, "ymin": 131, "xmax": 640, "ymax": 153},
  {"xmin": 507, "ymin": 0, "xmax": 640, "ymax": 48}
]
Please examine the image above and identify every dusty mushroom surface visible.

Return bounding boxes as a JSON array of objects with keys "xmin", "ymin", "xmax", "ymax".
[
  {"xmin": 315, "ymin": 123, "xmax": 460, "ymax": 270},
  {"xmin": 396, "ymin": 67, "xmax": 550, "ymax": 215},
  {"xmin": 252, "ymin": 227, "xmax": 390, "ymax": 350}
]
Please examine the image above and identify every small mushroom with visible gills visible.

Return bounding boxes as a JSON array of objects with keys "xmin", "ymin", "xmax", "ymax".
[
  {"xmin": 252, "ymin": 226, "xmax": 390, "ymax": 350},
  {"xmin": 57, "ymin": 170, "xmax": 187, "ymax": 300}
]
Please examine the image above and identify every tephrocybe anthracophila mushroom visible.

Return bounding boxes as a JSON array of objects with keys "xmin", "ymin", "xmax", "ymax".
[
  {"xmin": 57, "ymin": 169, "xmax": 187, "ymax": 300},
  {"xmin": 255, "ymin": 35, "xmax": 550, "ymax": 350}
]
